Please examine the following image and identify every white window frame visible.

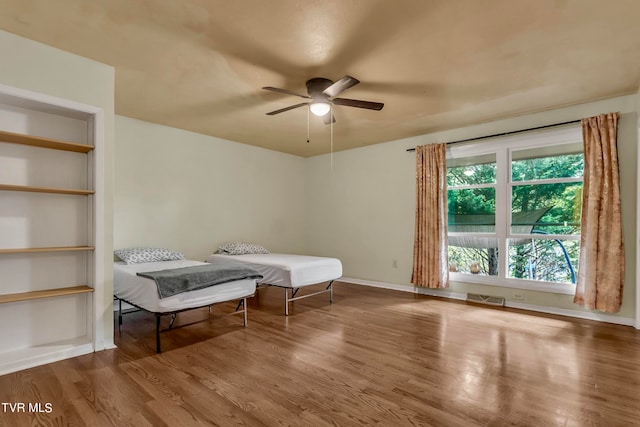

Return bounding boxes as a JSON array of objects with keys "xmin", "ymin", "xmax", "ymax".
[{"xmin": 447, "ymin": 125, "xmax": 582, "ymax": 294}]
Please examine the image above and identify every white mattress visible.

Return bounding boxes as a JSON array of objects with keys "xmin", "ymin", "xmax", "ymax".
[
  {"xmin": 114, "ymin": 259, "xmax": 257, "ymax": 313},
  {"xmin": 205, "ymin": 253, "xmax": 342, "ymax": 288}
]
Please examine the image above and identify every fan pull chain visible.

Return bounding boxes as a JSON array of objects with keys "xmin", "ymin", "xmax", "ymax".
[
  {"xmin": 330, "ymin": 106, "xmax": 334, "ymax": 170},
  {"xmin": 306, "ymin": 106, "xmax": 310, "ymax": 143}
]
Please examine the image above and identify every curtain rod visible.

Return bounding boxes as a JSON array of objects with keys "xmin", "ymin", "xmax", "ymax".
[{"xmin": 405, "ymin": 119, "xmax": 581, "ymax": 152}]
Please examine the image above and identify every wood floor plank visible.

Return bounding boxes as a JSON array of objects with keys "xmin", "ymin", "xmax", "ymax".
[{"xmin": 1, "ymin": 282, "xmax": 640, "ymax": 426}]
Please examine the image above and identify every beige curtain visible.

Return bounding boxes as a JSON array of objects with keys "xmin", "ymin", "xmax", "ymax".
[
  {"xmin": 412, "ymin": 143, "xmax": 449, "ymax": 288},
  {"xmin": 574, "ymin": 112, "xmax": 624, "ymax": 312}
]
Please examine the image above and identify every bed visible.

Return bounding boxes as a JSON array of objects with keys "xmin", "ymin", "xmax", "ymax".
[
  {"xmin": 205, "ymin": 253, "xmax": 343, "ymax": 315},
  {"xmin": 114, "ymin": 258, "xmax": 260, "ymax": 352}
]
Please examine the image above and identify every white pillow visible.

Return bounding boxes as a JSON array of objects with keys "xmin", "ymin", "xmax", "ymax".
[
  {"xmin": 114, "ymin": 247, "xmax": 185, "ymax": 264},
  {"xmin": 218, "ymin": 242, "xmax": 269, "ymax": 255}
]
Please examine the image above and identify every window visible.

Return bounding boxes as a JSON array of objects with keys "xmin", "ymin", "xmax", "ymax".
[{"xmin": 446, "ymin": 126, "xmax": 583, "ymax": 294}]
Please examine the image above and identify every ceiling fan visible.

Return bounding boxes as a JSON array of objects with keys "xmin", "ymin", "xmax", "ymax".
[{"xmin": 262, "ymin": 76, "xmax": 384, "ymax": 124}]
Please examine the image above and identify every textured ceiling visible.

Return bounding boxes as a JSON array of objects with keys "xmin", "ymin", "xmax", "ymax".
[{"xmin": 1, "ymin": 0, "xmax": 639, "ymax": 157}]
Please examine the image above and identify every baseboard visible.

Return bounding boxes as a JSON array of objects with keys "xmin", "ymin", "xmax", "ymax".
[
  {"xmin": 0, "ymin": 338, "xmax": 94, "ymax": 377},
  {"xmin": 505, "ymin": 301, "xmax": 635, "ymax": 326},
  {"xmin": 340, "ymin": 277, "xmax": 635, "ymax": 327},
  {"xmin": 341, "ymin": 277, "xmax": 467, "ymax": 300},
  {"xmin": 100, "ymin": 340, "xmax": 117, "ymax": 350}
]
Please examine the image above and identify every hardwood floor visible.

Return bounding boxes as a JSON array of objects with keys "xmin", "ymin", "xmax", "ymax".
[{"xmin": 1, "ymin": 282, "xmax": 640, "ymax": 426}]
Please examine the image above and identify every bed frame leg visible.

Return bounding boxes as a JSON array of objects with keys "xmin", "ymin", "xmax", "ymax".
[
  {"xmin": 118, "ymin": 298, "xmax": 123, "ymax": 334},
  {"xmin": 285, "ymin": 288, "xmax": 289, "ymax": 316},
  {"xmin": 242, "ymin": 298, "xmax": 248, "ymax": 326},
  {"xmin": 328, "ymin": 280, "xmax": 334, "ymax": 303},
  {"xmin": 156, "ymin": 314, "xmax": 162, "ymax": 353}
]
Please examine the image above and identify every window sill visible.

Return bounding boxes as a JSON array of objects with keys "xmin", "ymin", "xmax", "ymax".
[{"xmin": 449, "ymin": 272, "xmax": 577, "ymax": 295}]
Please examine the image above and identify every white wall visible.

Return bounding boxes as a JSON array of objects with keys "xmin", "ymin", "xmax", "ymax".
[
  {"xmin": 0, "ymin": 29, "xmax": 115, "ymax": 347},
  {"xmin": 114, "ymin": 116, "xmax": 307, "ymax": 260},
  {"xmin": 305, "ymin": 95, "xmax": 638, "ymax": 320}
]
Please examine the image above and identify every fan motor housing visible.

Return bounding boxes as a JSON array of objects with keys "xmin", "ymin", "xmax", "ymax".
[{"xmin": 306, "ymin": 78, "xmax": 333, "ymax": 96}]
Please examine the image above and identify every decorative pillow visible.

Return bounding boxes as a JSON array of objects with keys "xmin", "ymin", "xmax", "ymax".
[
  {"xmin": 217, "ymin": 242, "xmax": 269, "ymax": 255},
  {"xmin": 114, "ymin": 247, "xmax": 185, "ymax": 264}
]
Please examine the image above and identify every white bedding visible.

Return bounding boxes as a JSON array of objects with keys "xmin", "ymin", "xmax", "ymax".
[
  {"xmin": 114, "ymin": 259, "xmax": 257, "ymax": 313},
  {"xmin": 205, "ymin": 253, "xmax": 342, "ymax": 288}
]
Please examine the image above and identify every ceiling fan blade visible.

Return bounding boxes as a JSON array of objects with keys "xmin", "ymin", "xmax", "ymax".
[
  {"xmin": 323, "ymin": 113, "xmax": 336, "ymax": 125},
  {"xmin": 262, "ymin": 86, "xmax": 310, "ymax": 99},
  {"xmin": 323, "ymin": 75, "xmax": 360, "ymax": 98},
  {"xmin": 266, "ymin": 102, "xmax": 309, "ymax": 115},
  {"xmin": 332, "ymin": 97, "xmax": 384, "ymax": 111}
]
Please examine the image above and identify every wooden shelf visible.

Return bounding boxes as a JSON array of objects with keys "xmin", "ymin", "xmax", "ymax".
[
  {"xmin": 0, "ymin": 246, "xmax": 94, "ymax": 254},
  {"xmin": 0, "ymin": 183, "xmax": 94, "ymax": 195},
  {"xmin": 0, "ymin": 129, "xmax": 93, "ymax": 153},
  {"xmin": 0, "ymin": 285, "xmax": 93, "ymax": 304}
]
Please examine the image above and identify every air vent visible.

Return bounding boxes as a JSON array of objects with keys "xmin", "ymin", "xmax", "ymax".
[{"xmin": 466, "ymin": 293, "xmax": 505, "ymax": 307}]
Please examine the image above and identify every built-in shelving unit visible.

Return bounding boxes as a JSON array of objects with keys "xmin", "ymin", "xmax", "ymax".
[{"xmin": 0, "ymin": 87, "xmax": 103, "ymax": 375}]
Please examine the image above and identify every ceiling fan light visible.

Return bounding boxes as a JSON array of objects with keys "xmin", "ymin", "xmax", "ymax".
[{"xmin": 309, "ymin": 102, "xmax": 331, "ymax": 116}]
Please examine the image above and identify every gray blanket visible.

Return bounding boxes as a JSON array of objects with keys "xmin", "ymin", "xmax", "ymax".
[{"xmin": 137, "ymin": 263, "xmax": 263, "ymax": 299}]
